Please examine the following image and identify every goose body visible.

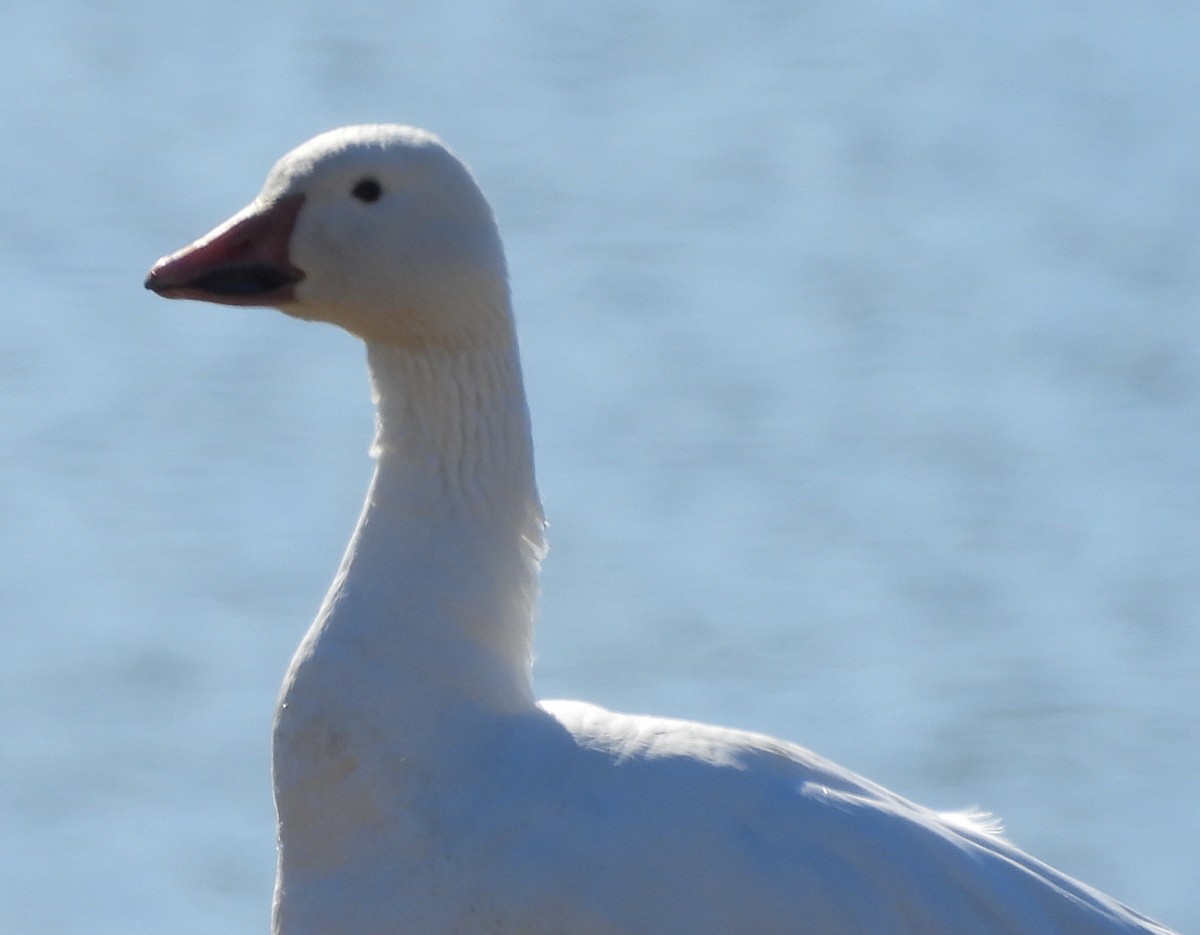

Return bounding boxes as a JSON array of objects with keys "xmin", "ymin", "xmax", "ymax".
[{"xmin": 146, "ymin": 125, "xmax": 1179, "ymax": 935}]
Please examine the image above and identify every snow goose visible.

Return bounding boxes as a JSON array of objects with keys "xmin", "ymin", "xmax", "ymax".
[{"xmin": 145, "ymin": 125, "xmax": 1179, "ymax": 935}]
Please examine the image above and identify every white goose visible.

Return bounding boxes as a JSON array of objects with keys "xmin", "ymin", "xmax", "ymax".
[{"xmin": 145, "ymin": 125, "xmax": 1178, "ymax": 935}]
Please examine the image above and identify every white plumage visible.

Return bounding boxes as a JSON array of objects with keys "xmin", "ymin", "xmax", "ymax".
[{"xmin": 145, "ymin": 125, "xmax": 1178, "ymax": 935}]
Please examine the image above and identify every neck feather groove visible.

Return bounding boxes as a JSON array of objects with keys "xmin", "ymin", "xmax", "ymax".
[{"xmin": 301, "ymin": 334, "xmax": 545, "ymax": 714}]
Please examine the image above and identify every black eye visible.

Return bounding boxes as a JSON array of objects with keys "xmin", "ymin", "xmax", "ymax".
[{"xmin": 351, "ymin": 178, "xmax": 383, "ymax": 203}]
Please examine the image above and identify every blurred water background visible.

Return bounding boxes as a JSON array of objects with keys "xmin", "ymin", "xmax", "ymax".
[{"xmin": 2, "ymin": 2, "xmax": 1197, "ymax": 932}]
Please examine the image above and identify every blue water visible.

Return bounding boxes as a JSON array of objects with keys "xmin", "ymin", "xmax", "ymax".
[{"xmin": 2, "ymin": 2, "xmax": 1197, "ymax": 932}]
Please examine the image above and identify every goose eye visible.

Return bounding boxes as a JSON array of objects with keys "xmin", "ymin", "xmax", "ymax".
[{"xmin": 352, "ymin": 178, "xmax": 383, "ymax": 203}]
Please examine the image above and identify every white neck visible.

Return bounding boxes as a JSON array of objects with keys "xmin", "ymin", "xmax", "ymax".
[
  {"xmin": 274, "ymin": 326, "xmax": 545, "ymax": 749},
  {"xmin": 363, "ymin": 335, "xmax": 545, "ymax": 706}
]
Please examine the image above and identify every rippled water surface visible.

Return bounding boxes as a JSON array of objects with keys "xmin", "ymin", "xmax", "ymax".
[{"xmin": 2, "ymin": 3, "xmax": 1198, "ymax": 932}]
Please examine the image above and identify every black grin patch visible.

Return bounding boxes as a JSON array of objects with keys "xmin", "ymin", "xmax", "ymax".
[{"xmin": 188, "ymin": 265, "xmax": 302, "ymax": 296}]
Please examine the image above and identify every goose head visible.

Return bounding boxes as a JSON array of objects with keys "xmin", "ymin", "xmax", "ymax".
[{"xmin": 145, "ymin": 125, "xmax": 511, "ymax": 348}]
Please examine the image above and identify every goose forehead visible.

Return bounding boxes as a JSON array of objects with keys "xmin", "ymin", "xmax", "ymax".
[{"xmin": 262, "ymin": 124, "xmax": 459, "ymax": 196}]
